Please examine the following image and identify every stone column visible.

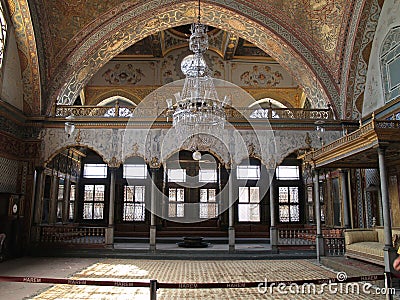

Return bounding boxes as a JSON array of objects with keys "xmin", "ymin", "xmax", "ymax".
[
  {"xmin": 33, "ymin": 167, "xmax": 45, "ymax": 225},
  {"xmin": 377, "ymin": 147, "xmax": 395, "ymax": 296},
  {"xmin": 314, "ymin": 169, "xmax": 324, "ymax": 261},
  {"xmin": 339, "ymin": 169, "xmax": 351, "ymax": 229},
  {"xmin": 269, "ymin": 179, "xmax": 278, "ymax": 253},
  {"xmin": 48, "ymin": 173, "xmax": 58, "ymax": 224},
  {"xmin": 150, "ymin": 168, "xmax": 158, "ymax": 252},
  {"xmin": 106, "ymin": 167, "xmax": 117, "ymax": 246},
  {"xmin": 32, "ymin": 167, "xmax": 44, "ymax": 242},
  {"xmin": 228, "ymin": 168, "xmax": 235, "ymax": 252},
  {"xmin": 62, "ymin": 176, "xmax": 71, "ymax": 224}
]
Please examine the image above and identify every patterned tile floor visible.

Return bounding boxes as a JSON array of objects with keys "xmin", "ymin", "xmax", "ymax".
[{"xmin": 25, "ymin": 259, "xmax": 395, "ymax": 300}]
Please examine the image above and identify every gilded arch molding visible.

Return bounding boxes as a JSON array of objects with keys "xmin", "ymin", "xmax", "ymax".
[
  {"xmin": 7, "ymin": 0, "xmax": 41, "ymax": 115},
  {"xmin": 48, "ymin": 1, "xmax": 340, "ymax": 117}
]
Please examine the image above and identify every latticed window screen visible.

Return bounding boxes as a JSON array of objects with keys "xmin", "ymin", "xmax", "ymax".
[
  {"xmin": 123, "ymin": 185, "xmax": 145, "ymax": 221},
  {"xmin": 69, "ymin": 184, "xmax": 75, "ymax": 220},
  {"xmin": 278, "ymin": 186, "xmax": 299, "ymax": 222},
  {"xmin": 0, "ymin": 2, "xmax": 7, "ymax": 69},
  {"xmin": 83, "ymin": 185, "xmax": 105, "ymax": 220},
  {"xmin": 238, "ymin": 186, "xmax": 260, "ymax": 222},
  {"xmin": 168, "ymin": 188, "xmax": 184, "ymax": 217},
  {"xmin": 199, "ymin": 188, "xmax": 217, "ymax": 218}
]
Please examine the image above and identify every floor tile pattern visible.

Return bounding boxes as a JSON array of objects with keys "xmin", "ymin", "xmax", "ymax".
[{"xmin": 30, "ymin": 259, "xmax": 390, "ymax": 299}]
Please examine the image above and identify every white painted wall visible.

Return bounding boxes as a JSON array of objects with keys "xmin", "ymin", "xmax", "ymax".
[
  {"xmin": 1, "ymin": 23, "xmax": 23, "ymax": 111},
  {"xmin": 363, "ymin": 0, "xmax": 400, "ymax": 116}
]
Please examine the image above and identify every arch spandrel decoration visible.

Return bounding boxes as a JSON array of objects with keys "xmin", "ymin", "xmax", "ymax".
[
  {"xmin": 50, "ymin": 2, "xmax": 338, "ymax": 117},
  {"xmin": 41, "ymin": 127, "xmax": 341, "ymax": 171}
]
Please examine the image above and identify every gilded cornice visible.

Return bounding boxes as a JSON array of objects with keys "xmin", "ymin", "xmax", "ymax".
[{"xmin": 304, "ymin": 119, "xmax": 400, "ymax": 168}]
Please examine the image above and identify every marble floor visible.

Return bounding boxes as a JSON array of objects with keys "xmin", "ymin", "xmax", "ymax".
[{"xmin": 0, "ymin": 256, "xmax": 396, "ymax": 299}]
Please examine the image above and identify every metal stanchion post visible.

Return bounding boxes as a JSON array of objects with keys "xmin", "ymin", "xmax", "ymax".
[
  {"xmin": 384, "ymin": 272, "xmax": 393, "ymax": 300},
  {"xmin": 150, "ymin": 279, "xmax": 157, "ymax": 300}
]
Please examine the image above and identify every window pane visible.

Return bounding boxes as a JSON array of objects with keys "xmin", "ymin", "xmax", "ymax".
[
  {"xmin": 93, "ymin": 203, "xmax": 104, "ymax": 219},
  {"xmin": 123, "ymin": 203, "xmax": 134, "ymax": 221},
  {"xmin": 209, "ymin": 189, "xmax": 216, "ymax": 202},
  {"xmin": 58, "ymin": 184, "xmax": 64, "ymax": 200},
  {"xmin": 239, "ymin": 203, "xmax": 260, "ymax": 222},
  {"xmin": 289, "ymin": 187, "xmax": 299, "ymax": 203},
  {"xmin": 169, "ymin": 188, "xmax": 176, "ymax": 201},
  {"xmin": 168, "ymin": 169, "xmax": 186, "ymax": 182},
  {"xmin": 199, "ymin": 169, "xmax": 217, "ymax": 182},
  {"xmin": 168, "ymin": 203, "xmax": 176, "ymax": 217},
  {"xmin": 249, "ymin": 187, "xmax": 259, "ymax": 203},
  {"xmin": 134, "ymin": 203, "xmax": 145, "ymax": 221},
  {"xmin": 83, "ymin": 164, "xmax": 107, "ymax": 178},
  {"xmin": 69, "ymin": 184, "xmax": 75, "ymax": 220},
  {"xmin": 237, "ymin": 165, "xmax": 260, "ymax": 180},
  {"xmin": 200, "ymin": 189, "xmax": 207, "ymax": 202},
  {"xmin": 135, "ymin": 186, "xmax": 145, "ymax": 202},
  {"xmin": 83, "ymin": 203, "xmax": 93, "ymax": 219},
  {"xmin": 177, "ymin": 188, "xmax": 184, "ymax": 202},
  {"xmin": 200, "ymin": 203, "xmax": 218, "ymax": 219},
  {"xmin": 94, "ymin": 185, "xmax": 105, "ymax": 201},
  {"xmin": 276, "ymin": 166, "xmax": 300, "ymax": 180},
  {"xmin": 200, "ymin": 203, "xmax": 208, "ymax": 218},
  {"xmin": 69, "ymin": 201, "xmax": 74, "ymax": 220},
  {"xmin": 70, "ymin": 184, "xmax": 75, "ymax": 201},
  {"xmin": 56, "ymin": 202, "xmax": 63, "ymax": 219},
  {"xmin": 238, "ymin": 203, "xmax": 250, "ymax": 222},
  {"xmin": 239, "ymin": 187, "xmax": 249, "ymax": 203},
  {"xmin": 249, "ymin": 204, "xmax": 260, "ymax": 222},
  {"xmin": 84, "ymin": 185, "xmax": 94, "ymax": 202},
  {"xmin": 123, "ymin": 164, "xmax": 147, "ymax": 179},
  {"xmin": 279, "ymin": 205, "xmax": 290, "ymax": 222},
  {"xmin": 279, "ymin": 187, "xmax": 288, "ymax": 203},
  {"xmin": 125, "ymin": 186, "xmax": 134, "ymax": 202},
  {"xmin": 290, "ymin": 205, "xmax": 300, "ymax": 222},
  {"xmin": 177, "ymin": 203, "xmax": 184, "ymax": 217}
]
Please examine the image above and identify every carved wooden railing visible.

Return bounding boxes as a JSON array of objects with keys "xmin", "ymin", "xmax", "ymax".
[
  {"xmin": 278, "ymin": 228, "xmax": 317, "ymax": 246},
  {"xmin": 40, "ymin": 225, "xmax": 106, "ymax": 245},
  {"xmin": 278, "ymin": 227, "xmax": 344, "ymax": 256},
  {"xmin": 54, "ymin": 104, "xmax": 334, "ymax": 121}
]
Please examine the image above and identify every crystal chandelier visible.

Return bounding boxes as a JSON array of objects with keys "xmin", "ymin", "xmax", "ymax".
[{"xmin": 166, "ymin": 0, "xmax": 228, "ymax": 136}]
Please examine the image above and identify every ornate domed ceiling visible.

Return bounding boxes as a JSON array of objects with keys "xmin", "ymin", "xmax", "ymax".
[{"xmin": 9, "ymin": 0, "xmax": 381, "ymax": 119}]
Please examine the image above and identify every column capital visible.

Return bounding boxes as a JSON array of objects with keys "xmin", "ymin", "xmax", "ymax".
[{"xmin": 107, "ymin": 156, "xmax": 121, "ymax": 168}]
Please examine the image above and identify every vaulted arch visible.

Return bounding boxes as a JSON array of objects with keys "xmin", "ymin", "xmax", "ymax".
[{"xmin": 47, "ymin": 1, "xmax": 339, "ymax": 118}]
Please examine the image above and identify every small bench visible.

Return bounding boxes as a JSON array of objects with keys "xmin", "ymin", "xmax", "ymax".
[{"xmin": 344, "ymin": 228, "xmax": 400, "ymax": 266}]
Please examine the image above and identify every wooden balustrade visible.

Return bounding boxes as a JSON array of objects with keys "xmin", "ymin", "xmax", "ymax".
[
  {"xmin": 278, "ymin": 228, "xmax": 344, "ymax": 252},
  {"xmin": 278, "ymin": 228, "xmax": 317, "ymax": 245},
  {"xmin": 40, "ymin": 225, "xmax": 105, "ymax": 245},
  {"xmin": 54, "ymin": 105, "xmax": 334, "ymax": 121}
]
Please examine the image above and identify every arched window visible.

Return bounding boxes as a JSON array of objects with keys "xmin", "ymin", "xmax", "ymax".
[
  {"xmin": 0, "ymin": 2, "xmax": 7, "ymax": 69},
  {"xmin": 98, "ymin": 96, "xmax": 136, "ymax": 117}
]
